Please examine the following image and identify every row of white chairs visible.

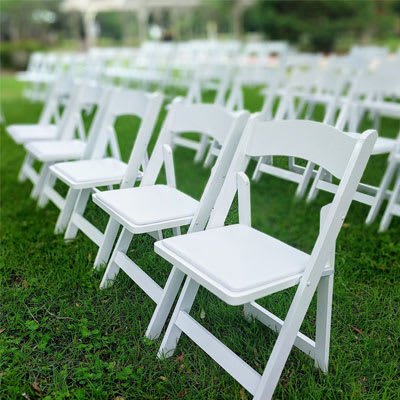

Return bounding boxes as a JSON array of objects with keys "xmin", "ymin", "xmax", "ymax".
[
  {"xmin": 7, "ymin": 78, "xmax": 380, "ymax": 398},
  {"xmin": 16, "ymin": 42, "xmax": 400, "ymax": 231}
]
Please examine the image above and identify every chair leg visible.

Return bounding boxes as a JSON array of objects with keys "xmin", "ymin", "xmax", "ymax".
[
  {"xmin": 314, "ymin": 274, "xmax": 334, "ymax": 373},
  {"xmin": 157, "ymin": 277, "xmax": 200, "ymax": 358},
  {"xmin": 194, "ymin": 134, "xmax": 209, "ymax": 163},
  {"xmin": 145, "ymin": 266, "xmax": 186, "ymax": 340},
  {"xmin": 18, "ymin": 153, "xmax": 34, "ymax": 183},
  {"xmin": 55, "ymin": 187, "xmax": 79, "ymax": 234},
  {"xmin": 64, "ymin": 189, "xmax": 91, "ymax": 239},
  {"xmin": 93, "ymin": 217, "xmax": 121, "ymax": 268},
  {"xmin": 203, "ymin": 141, "xmax": 217, "ymax": 168},
  {"xmin": 366, "ymin": 160, "xmax": 397, "ymax": 225},
  {"xmin": 296, "ymin": 161, "xmax": 315, "ymax": 199},
  {"xmin": 307, "ymin": 167, "xmax": 324, "ymax": 202},
  {"xmin": 38, "ymin": 171, "xmax": 57, "ymax": 208},
  {"xmin": 252, "ymin": 157, "xmax": 266, "ymax": 182},
  {"xmin": 379, "ymin": 173, "xmax": 400, "ymax": 232},
  {"xmin": 31, "ymin": 162, "xmax": 50, "ymax": 199},
  {"xmin": 99, "ymin": 227, "xmax": 133, "ymax": 289}
]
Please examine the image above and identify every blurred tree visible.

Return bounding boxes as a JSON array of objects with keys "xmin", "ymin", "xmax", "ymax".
[
  {"xmin": 244, "ymin": 0, "xmax": 399, "ymax": 52},
  {"xmin": 0, "ymin": 0, "xmax": 63, "ymax": 43}
]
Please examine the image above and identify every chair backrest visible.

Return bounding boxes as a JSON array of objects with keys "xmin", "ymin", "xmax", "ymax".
[
  {"xmin": 83, "ymin": 88, "xmax": 164, "ymax": 187},
  {"xmin": 140, "ymin": 99, "xmax": 250, "ymax": 225},
  {"xmin": 57, "ymin": 83, "xmax": 110, "ymax": 142},
  {"xmin": 206, "ymin": 118, "xmax": 377, "ymax": 283}
]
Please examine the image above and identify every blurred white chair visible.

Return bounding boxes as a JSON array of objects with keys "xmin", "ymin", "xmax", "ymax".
[
  {"xmin": 7, "ymin": 78, "xmax": 72, "ymax": 146},
  {"xmin": 38, "ymin": 89, "xmax": 163, "ymax": 237},
  {"xmin": 21, "ymin": 84, "xmax": 111, "ymax": 200},
  {"xmin": 154, "ymin": 117, "xmax": 377, "ymax": 400},
  {"xmin": 93, "ymin": 101, "xmax": 249, "ymax": 338},
  {"xmin": 379, "ymin": 153, "xmax": 400, "ymax": 231}
]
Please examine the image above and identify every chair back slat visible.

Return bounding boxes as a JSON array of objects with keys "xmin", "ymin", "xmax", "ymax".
[{"xmin": 246, "ymin": 120, "xmax": 362, "ymax": 179}]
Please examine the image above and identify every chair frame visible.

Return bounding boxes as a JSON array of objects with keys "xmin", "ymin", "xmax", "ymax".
[
  {"xmin": 154, "ymin": 117, "xmax": 377, "ymax": 399},
  {"xmin": 19, "ymin": 84, "xmax": 112, "ymax": 200},
  {"xmin": 95, "ymin": 101, "xmax": 249, "ymax": 341},
  {"xmin": 55, "ymin": 90, "xmax": 163, "ymax": 254}
]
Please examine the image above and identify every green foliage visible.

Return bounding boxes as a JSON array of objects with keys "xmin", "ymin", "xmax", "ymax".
[
  {"xmin": 0, "ymin": 40, "xmax": 44, "ymax": 70},
  {"xmin": 0, "ymin": 77, "xmax": 400, "ymax": 399},
  {"xmin": 245, "ymin": 0, "xmax": 399, "ymax": 52}
]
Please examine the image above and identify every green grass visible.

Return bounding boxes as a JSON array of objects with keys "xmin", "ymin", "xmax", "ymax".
[{"xmin": 1, "ymin": 76, "xmax": 399, "ymax": 400}]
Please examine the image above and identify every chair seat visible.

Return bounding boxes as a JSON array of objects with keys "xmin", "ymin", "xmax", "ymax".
[
  {"xmin": 50, "ymin": 158, "xmax": 133, "ymax": 189},
  {"xmin": 25, "ymin": 139, "xmax": 86, "ymax": 162},
  {"xmin": 92, "ymin": 185, "xmax": 199, "ymax": 233},
  {"xmin": 372, "ymin": 137, "xmax": 397, "ymax": 155},
  {"xmin": 7, "ymin": 124, "xmax": 58, "ymax": 144},
  {"xmin": 155, "ymin": 224, "xmax": 311, "ymax": 305}
]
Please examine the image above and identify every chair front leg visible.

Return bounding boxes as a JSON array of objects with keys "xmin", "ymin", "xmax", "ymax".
[
  {"xmin": 157, "ymin": 277, "xmax": 200, "ymax": 358},
  {"xmin": 296, "ymin": 161, "xmax": 315, "ymax": 198},
  {"xmin": 99, "ymin": 227, "xmax": 133, "ymax": 288},
  {"xmin": 18, "ymin": 153, "xmax": 34, "ymax": 183},
  {"xmin": 38, "ymin": 171, "xmax": 57, "ymax": 208},
  {"xmin": 31, "ymin": 162, "xmax": 51, "ymax": 199},
  {"xmin": 194, "ymin": 134, "xmax": 209, "ymax": 163},
  {"xmin": 379, "ymin": 171, "xmax": 400, "ymax": 232},
  {"xmin": 366, "ymin": 159, "xmax": 398, "ymax": 225},
  {"xmin": 55, "ymin": 187, "xmax": 80, "ymax": 234},
  {"xmin": 64, "ymin": 188, "xmax": 91, "ymax": 238},
  {"xmin": 145, "ymin": 266, "xmax": 186, "ymax": 340},
  {"xmin": 94, "ymin": 217, "xmax": 121, "ymax": 268}
]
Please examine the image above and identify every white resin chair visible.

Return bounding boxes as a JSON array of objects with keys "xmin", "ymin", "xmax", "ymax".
[
  {"xmin": 306, "ymin": 78, "xmax": 400, "ymax": 225},
  {"xmin": 20, "ymin": 84, "xmax": 111, "ymax": 200},
  {"xmin": 378, "ymin": 152, "xmax": 400, "ymax": 231},
  {"xmin": 41, "ymin": 89, "xmax": 163, "ymax": 241},
  {"xmin": 7, "ymin": 78, "xmax": 72, "ymax": 146},
  {"xmin": 93, "ymin": 101, "xmax": 249, "ymax": 336},
  {"xmin": 154, "ymin": 118, "xmax": 377, "ymax": 399}
]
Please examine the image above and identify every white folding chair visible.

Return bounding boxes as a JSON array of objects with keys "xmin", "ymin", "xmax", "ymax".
[
  {"xmin": 7, "ymin": 78, "xmax": 72, "ymax": 146},
  {"xmin": 172, "ymin": 64, "xmax": 234, "ymax": 164},
  {"xmin": 20, "ymin": 84, "xmax": 111, "ymax": 200},
  {"xmin": 41, "ymin": 89, "xmax": 162, "ymax": 242},
  {"xmin": 154, "ymin": 118, "xmax": 377, "ymax": 399},
  {"xmin": 92, "ymin": 101, "xmax": 249, "ymax": 337},
  {"xmin": 378, "ymin": 153, "xmax": 400, "ymax": 231},
  {"xmin": 306, "ymin": 76, "xmax": 400, "ymax": 225}
]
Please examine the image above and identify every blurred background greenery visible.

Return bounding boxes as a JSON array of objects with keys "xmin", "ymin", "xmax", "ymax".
[{"xmin": 1, "ymin": 0, "xmax": 400, "ymax": 70}]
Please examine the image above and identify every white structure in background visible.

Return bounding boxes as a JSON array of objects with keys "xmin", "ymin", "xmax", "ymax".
[{"xmin": 62, "ymin": 0, "xmax": 256, "ymax": 45}]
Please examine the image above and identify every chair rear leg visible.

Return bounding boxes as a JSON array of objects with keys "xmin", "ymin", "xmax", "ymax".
[
  {"xmin": 314, "ymin": 273, "xmax": 334, "ymax": 372},
  {"xmin": 99, "ymin": 227, "xmax": 133, "ymax": 288}
]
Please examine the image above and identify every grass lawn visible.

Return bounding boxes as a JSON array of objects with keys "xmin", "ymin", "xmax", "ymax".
[{"xmin": 1, "ymin": 76, "xmax": 399, "ymax": 400}]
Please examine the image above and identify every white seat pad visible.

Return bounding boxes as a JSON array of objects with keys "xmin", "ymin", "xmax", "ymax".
[
  {"xmin": 7, "ymin": 124, "xmax": 57, "ymax": 144},
  {"xmin": 25, "ymin": 139, "xmax": 86, "ymax": 162},
  {"xmin": 157, "ymin": 224, "xmax": 310, "ymax": 305},
  {"xmin": 372, "ymin": 137, "xmax": 397, "ymax": 155},
  {"xmin": 93, "ymin": 185, "xmax": 199, "ymax": 231},
  {"xmin": 50, "ymin": 158, "xmax": 130, "ymax": 189}
]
